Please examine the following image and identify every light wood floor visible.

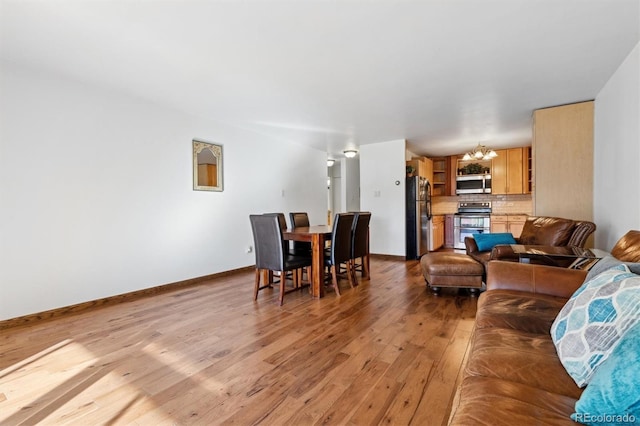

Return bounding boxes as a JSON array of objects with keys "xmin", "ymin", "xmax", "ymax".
[{"xmin": 0, "ymin": 257, "xmax": 478, "ymax": 425}]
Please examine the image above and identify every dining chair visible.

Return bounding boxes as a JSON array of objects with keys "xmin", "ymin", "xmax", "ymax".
[
  {"xmin": 263, "ymin": 213, "xmax": 290, "ymax": 284},
  {"xmin": 249, "ymin": 214, "xmax": 312, "ymax": 305},
  {"xmin": 264, "ymin": 213, "xmax": 288, "ymax": 236},
  {"xmin": 289, "ymin": 212, "xmax": 312, "ymax": 255},
  {"xmin": 350, "ymin": 211, "xmax": 372, "ymax": 282},
  {"xmin": 289, "ymin": 211, "xmax": 313, "ymax": 283},
  {"xmin": 324, "ymin": 212, "xmax": 356, "ymax": 296}
]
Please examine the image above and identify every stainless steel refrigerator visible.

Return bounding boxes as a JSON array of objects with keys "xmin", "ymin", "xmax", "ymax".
[{"xmin": 406, "ymin": 176, "xmax": 432, "ymax": 260}]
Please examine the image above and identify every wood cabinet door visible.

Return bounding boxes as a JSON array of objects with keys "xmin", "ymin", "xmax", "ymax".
[
  {"xmin": 491, "ymin": 215, "xmax": 508, "ymax": 233},
  {"xmin": 492, "ymin": 148, "xmax": 524, "ymax": 194},
  {"xmin": 506, "ymin": 148, "xmax": 524, "ymax": 194},
  {"xmin": 491, "ymin": 222, "xmax": 508, "ymax": 233},
  {"xmin": 433, "ymin": 221, "xmax": 444, "ymax": 251},
  {"xmin": 424, "ymin": 157, "xmax": 433, "ymax": 183},
  {"xmin": 445, "ymin": 214, "xmax": 454, "ymax": 248},
  {"xmin": 491, "ymin": 150, "xmax": 507, "ymax": 194},
  {"xmin": 508, "ymin": 221, "xmax": 525, "ymax": 238},
  {"xmin": 507, "ymin": 215, "xmax": 527, "ymax": 238}
]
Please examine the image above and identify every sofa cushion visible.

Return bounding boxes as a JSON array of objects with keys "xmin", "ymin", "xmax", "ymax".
[
  {"xmin": 473, "ymin": 232, "xmax": 516, "ymax": 251},
  {"xmin": 551, "ymin": 264, "xmax": 640, "ymax": 387},
  {"xmin": 518, "ymin": 216, "xmax": 575, "ymax": 246},
  {"xmin": 571, "ymin": 322, "xmax": 640, "ymax": 425},
  {"xmin": 466, "ymin": 327, "xmax": 582, "ymax": 398},
  {"xmin": 476, "ymin": 290, "xmax": 567, "ymax": 334},
  {"xmin": 449, "ymin": 376, "xmax": 578, "ymax": 426}
]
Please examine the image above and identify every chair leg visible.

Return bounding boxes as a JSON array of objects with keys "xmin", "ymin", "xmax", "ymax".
[
  {"xmin": 263, "ymin": 270, "xmax": 275, "ymax": 287},
  {"xmin": 279, "ymin": 270, "xmax": 286, "ymax": 306},
  {"xmin": 331, "ymin": 265, "xmax": 341, "ymax": 296},
  {"xmin": 346, "ymin": 261, "xmax": 357, "ymax": 288},
  {"xmin": 296, "ymin": 269, "xmax": 303, "ymax": 287},
  {"xmin": 254, "ymin": 268, "xmax": 261, "ymax": 300},
  {"xmin": 362, "ymin": 255, "xmax": 370, "ymax": 279}
]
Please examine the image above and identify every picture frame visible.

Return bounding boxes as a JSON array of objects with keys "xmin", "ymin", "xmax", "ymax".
[{"xmin": 193, "ymin": 140, "xmax": 223, "ymax": 192}]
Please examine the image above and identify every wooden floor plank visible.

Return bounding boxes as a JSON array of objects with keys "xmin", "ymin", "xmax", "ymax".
[{"xmin": 0, "ymin": 257, "xmax": 477, "ymax": 425}]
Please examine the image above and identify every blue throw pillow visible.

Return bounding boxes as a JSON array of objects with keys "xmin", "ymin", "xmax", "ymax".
[
  {"xmin": 572, "ymin": 321, "xmax": 640, "ymax": 425},
  {"xmin": 472, "ymin": 232, "xmax": 516, "ymax": 251}
]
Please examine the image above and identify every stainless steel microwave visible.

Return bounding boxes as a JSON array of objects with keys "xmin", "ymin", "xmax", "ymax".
[{"xmin": 456, "ymin": 174, "xmax": 492, "ymax": 194}]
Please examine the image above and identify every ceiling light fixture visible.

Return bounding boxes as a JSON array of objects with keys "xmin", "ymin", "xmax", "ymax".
[
  {"xmin": 327, "ymin": 159, "xmax": 335, "ymax": 167},
  {"xmin": 462, "ymin": 143, "xmax": 498, "ymax": 161},
  {"xmin": 343, "ymin": 149, "xmax": 358, "ymax": 158}
]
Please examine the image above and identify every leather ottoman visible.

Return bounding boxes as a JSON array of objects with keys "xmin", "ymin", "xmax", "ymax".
[{"xmin": 420, "ymin": 252, "xmax": 484, "ymax": 294}]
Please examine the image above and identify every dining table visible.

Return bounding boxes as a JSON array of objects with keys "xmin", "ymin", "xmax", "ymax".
[{"xmin": 282, "ymin": 225, "xmax": 332, "ymax": 298}]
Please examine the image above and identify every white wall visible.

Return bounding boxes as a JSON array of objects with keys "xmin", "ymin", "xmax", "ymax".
[
  {"xmin": 0, "ymin": 61, "xmax": 327, "ymax": 320},
  {"xmin": 344, "ymin": 157, "xmax": 360, "ymax": 212},
  {"xmin": 594, "ymin": 41, "xmax": 640, "ymax": 249},
  {"xmin": 360, "ymin": 140, "xmax": 406, "ymax": 256}
]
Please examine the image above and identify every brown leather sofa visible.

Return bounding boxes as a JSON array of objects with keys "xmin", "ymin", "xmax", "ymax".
[
  {"xmin": 448, "ymin": 230, "xmax": 640, "ymax": 425},
  {"xmin": 465, "ymin": 216, "xmax": 596, "ymax": 269}
]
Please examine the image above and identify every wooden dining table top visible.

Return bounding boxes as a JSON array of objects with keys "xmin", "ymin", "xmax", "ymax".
[{"xmin": 283, "ymin": 225, "xmax": 332, "ymax": 237}]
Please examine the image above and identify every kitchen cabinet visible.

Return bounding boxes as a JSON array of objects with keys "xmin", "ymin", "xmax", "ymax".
[
  {"xmin": 491, "ymin": 215, "xmax": 509, "ymax": 234},
  {"xmin": 533, "ymin": 101, "xmax": 593, "ymax": 231},
  {"xmin": 491, "ymin": 147, "xmax": 527, "ymax": 195},
  {"xmin": 407, "ymin": 157, "xmax": 433, "ymax": 181},
  {"xmin": 445, "ymin": 214, "xmax": 454, "ymax": 248},
  {"xmin": 430, "ymin": 157, "xmax": 449, "ymax": 196},
  {"xmin": 524, "ymin": 146, "xmax": 532, "ymax": 194},
  {"xmin": 431, "ymin": 215, "xmax": 445, "ymax": 251},
  {"xmin": 491, "ymin": 214, "xmax": 528, "ymax": 238},
  {"xmin": 429, "ymin": 155, "xmax": 459, "ymax": 196},
  {"xmin": 456, "ymin": 158, "xmax": 492, "ymax": 175},
  {"xmin": 508, "ymin": 215, "xmax": 528, "ymax": 238}
]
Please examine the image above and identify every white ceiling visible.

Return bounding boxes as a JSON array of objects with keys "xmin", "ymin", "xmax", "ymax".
[{"xmin": 2, "ymin": 0, "xmax": 639, "ymax": 159}]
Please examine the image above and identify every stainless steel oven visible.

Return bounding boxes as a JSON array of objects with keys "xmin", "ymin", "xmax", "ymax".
[{"xmin": 453, "ymin": 202, "xmax": 492, "ymax": 249}]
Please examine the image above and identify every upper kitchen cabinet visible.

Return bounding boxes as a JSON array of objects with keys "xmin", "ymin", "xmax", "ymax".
[
  {"xmin": 431, "ymin": 157, "xmax": 451, "ymax": 196},
  {"xmin": 491, "ymin": 147, "xmax": 529, "ymax": 195},
  {"xmin": 533, "ymin": 101, "xmax": 594, "ymax": 229},
  {"xmin": 407, "ymin": 157, "xmax": 433, "ymax": 182},
  {"xmin": 525, "ymin": 146, "xmax": 532, "ymax": 193}
]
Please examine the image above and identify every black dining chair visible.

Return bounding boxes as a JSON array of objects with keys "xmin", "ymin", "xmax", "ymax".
[
  {"xmin": 350, "ymin": 211, "xmax": 372, "ymax": 282},
  {"xmin": 249, "ymin": 214, "xmax": 312, "ymax": 305},
  {"xmin": 324, "ymin": 213, "xmax": 356, "ymax": 296},
  {"xmin": 289, "ymin": 212, "xmax": 312, "ymax": 255},
  {"xmin": 263, "ymin": 213, "xmax": 291, "ymax": 284},
  {"xmin": 264, "ymin": 213, "xmax": 288, "ymax": 236},
  {"xmin": 289, "ymin": 211, "xmax": 313, "ymax": 282}
]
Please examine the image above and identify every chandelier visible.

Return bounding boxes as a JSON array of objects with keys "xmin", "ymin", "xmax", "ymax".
[{"xmin": 462, "ymin": 143, "xmax": 498, "ymax": 161}]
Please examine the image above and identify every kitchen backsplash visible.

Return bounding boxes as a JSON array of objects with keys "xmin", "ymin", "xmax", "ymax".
[{"xmin": 432, "ymin": 194, "xmax": 533, "ymax": 215}]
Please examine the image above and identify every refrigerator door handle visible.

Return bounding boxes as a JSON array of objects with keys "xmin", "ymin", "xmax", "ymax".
[{"xmin": 425, "ymin": 181, "xmax": 432, "ymax": 220}]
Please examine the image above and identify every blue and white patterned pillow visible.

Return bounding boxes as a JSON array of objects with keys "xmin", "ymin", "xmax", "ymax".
[{"xmin": 551, "ymin": 264, "xmax": 640, "ymax": 387}]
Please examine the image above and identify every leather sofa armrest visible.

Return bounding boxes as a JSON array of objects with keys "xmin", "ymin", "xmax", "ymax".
[
  {"xmin": 464, "ymin": 236, "xmax": 480, "ymax": 254},
  {"xmin": 490, "ymin": 244, "xmax": 518, "ymax": 261},
  {"xmin": 486, "ymin": 261, "xmax": 587, "ymax": 298}
]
